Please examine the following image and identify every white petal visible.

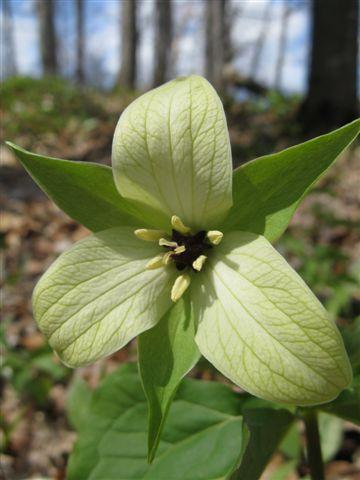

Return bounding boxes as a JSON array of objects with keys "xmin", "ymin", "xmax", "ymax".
[
  {"xmin": 193, "ymin": 231, "xmax": 352, "ymax": 405},
  {"xmin": 112, "ymin": 75, "xmax": 233, "ymax": 230},
  {"xmin": 33, "ymin": 227, "xmax": 176, "ymax": 367}
]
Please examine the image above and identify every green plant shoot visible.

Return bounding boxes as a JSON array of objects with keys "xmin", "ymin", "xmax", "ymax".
[{"xmin": 7, "ymin": 75, "xmax": 359, "ymax": 468}]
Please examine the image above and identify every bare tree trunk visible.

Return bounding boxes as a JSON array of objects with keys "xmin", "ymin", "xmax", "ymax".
[
  {"xmin": 37, "ymin": 0, "xmax": 58, "ymax": 75},
  {"xmin": 274, "ymin": 2, "xmax": 291, "ymax": 90},
  {"xmin": 119, "ymin": 0, "xmax": 138, "ymax": 89},
  {"xmin": 249, "ymin": 0, "xmax": 272, "ymax": 79},
  {"xmin": 299, "ymin": 0, "xmax": 359, "ymax": 132},
  {"xmin": 2, "ymin": 0, "xmax": 17, "ymax": 78},
  {"xmin": 205, "ymin": 1, "xmax": 214, "ymax": 82},
  {"xmin": 205, "ymin": 0, "xmax": 229, "ymax": 92},
  {"xmin": 223, "ymin": 0, "xmax": 233, "ymax": 66},
  {"xmin": 153, "ymin": 0, "xmax": 172, "ymax": 87},
  {"xmin": 76, "ymin": 0, "xmax": 85, "ymax": 83}
]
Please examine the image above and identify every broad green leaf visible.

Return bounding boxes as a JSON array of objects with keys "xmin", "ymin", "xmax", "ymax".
[
  {"xmin": 177, "ymin": 375, "xmax": 245, "ymax": 416},
  {"xmin": 30, "ymin": 352, "xmax": 68, "ymax": 380},
  {"xmin": 231, "ymin": 408, "xmax": 295, "ymax": 480},
  {"xmin": 66, "ymin": 377, "xmax": 93, "ymax": 431},
  {"xmin": 279, "ymin": 423, "xmax": 301, "ymax": 460},
  {"xmin": 269, "ymin": 460, "xmax": 297, "ymax": 480},
  {"xmin": 112, "ymin": 75, "xmax": 233, "ymax": 231},
  {"xmin": 138, "ymin": 296, "xmax": 200, "ymax": 462},
  {"xmin": 33, "ymin": 227, "xmax": 176, "ymax": 367},
  {"xmin": 67, "ymin": 363, "xmax": 249, "ymax": 480},
  {"xmin": 318, "ymin": 412, "xmax": 343, "ymax": 461},
  {"xmin": 67, "ymin": 364, "xmax": 144, "ymax": 480},
  {"xmin": 319, "ymin": 376, "xmax": 360, "ymax": 424},
  {"xmin": 143, "ymin": 416, "xmax": 247, "ymax": 480},
  {"xmin": 6, "ymin": 141, "xmax": 161, "ymax": 231},
  {"xmin": 192, "ymin": 231, "xmax": 352, "ymax": 405},
  {"xmin": 222, "ymin": 119, "xmax": 360, "ymax": 242}
]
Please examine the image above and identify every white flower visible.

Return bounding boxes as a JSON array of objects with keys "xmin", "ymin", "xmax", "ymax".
[{"xmin": 32, "ymin": 76, "xmax": 351, "ymax": 406}]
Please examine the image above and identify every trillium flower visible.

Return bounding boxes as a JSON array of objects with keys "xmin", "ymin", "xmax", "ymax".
[{"xmin": 28, "ymin": 76, "xmax": 351, "ymax": 406}]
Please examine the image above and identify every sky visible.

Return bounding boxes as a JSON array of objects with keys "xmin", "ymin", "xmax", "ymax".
[{"xmin": 2, "ymin": 0, "xmax": 311, "ymax": 93}]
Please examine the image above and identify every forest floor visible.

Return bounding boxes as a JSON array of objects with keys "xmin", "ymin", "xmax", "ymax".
[{"xmin": 1, "ymin": 77, "xmax": 360, "ymax": 480}]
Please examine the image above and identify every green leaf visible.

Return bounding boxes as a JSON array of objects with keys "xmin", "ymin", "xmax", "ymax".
[
  {"xmin": 66, "ymin": 377, "xmax": 93, "ymax": 431},
  {"xmin": 318, "ymin": 412, "xmax": 343, "ymax": 461},
  {"xmin": 279, "ymin": 423, "xmax": 301, "ymax": 460},
  {"xmin": 222, "ymin": 119, "xmax": 360, "ymax": 242},
  {"xmin": 29, "ymin": 352, "xmax": 68, "ymax": 380},
  {"xmin": 193, "ymin": 231, "xmax": 352, "ymax": 405},
  {"xmin": 138, "ymin": 296, "xmax": 200, "ymax": 462},
  {"xmin": 269, "ymin": 460, "xmax": 297, "ymax": 480},
  {"xmin": 112, "ymin": 75, "xmax": 233, "ymax": 231},
  {"xmin": 67, "ymin": 363, "xmax": 249, "ymax": 480},
  {"xmin": 6, "ymin": 141, "xmax": 154, "ymax": 232},
  {"xmin": 33, "ymin": 227, "xmax": 176, "ymax": 367},
  {"xmin": 231, "ymin": 408, "xmax": 295, "ymax": 480}
]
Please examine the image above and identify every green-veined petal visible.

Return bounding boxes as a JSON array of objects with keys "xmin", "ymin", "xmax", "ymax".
[
  {"xmin": 112, "ymin": 75, "xmax": 233, "ymax": 230},
  {"xmin": 33, "ymin": 227, "xmax": 176, "ymax": 367},
  {"xmin": 192, "ymin": 231, "xmax": 352, "ymax": 406}
]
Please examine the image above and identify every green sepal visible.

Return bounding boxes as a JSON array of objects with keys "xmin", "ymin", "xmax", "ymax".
[
  {"xmin": 222, "ymin": 119, "xmax": 360, "ymax": 242},
  {"xmin": 6, "ymin": 142, "xmax": 158, "ymax": 231},
  {"xmin": 138, "ymin": 297, "xmax": 200, "ymax": 462}
]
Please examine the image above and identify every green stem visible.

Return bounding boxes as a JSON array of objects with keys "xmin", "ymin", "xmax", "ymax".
[{"xmin": 303, "ymin": 409, "xmax": 325, "ymax": 480}]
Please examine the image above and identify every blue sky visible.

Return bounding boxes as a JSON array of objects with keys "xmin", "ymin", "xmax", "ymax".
[{"xmin": 3, "ymin": 0, "xmax": 311, "ymax": 92}]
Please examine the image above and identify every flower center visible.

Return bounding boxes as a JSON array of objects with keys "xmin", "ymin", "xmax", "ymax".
[
  {"xmin": 134, "ymin": 215, "xmax": 223, "ymax": 302},
  {"xmin": 166, "ymin": 230, "xmax": 212, "ymax": 271}
]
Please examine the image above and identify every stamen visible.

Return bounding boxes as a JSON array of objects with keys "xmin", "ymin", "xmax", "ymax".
[
  {"xmin": 135, "ymin": 229, "xmax": 167, "ymax": 242},
  {"xmin": 171, "ymin": 274, "xmax": 191, "ymax": 302},
  {"xmin": 159, "ymin": 238, "xmax": 178, "ymax": 248},
  {"xmin": 174, "ymin": 245, "xmax": 186, "ymax": 254},
  {"xmin": 162, "ymin": 251, "xmax": 173, "ymax": 265},
  {"xmin": 146, "ymin": 255, "xmax": 165, "ymax": 270},
  {"xmin": 192, "ymin": 255, "xmax": 207, "ymax": 272},
  {"xmin": 206, "ymin": 230, "xmax": 223, "ymax": 245},
  {"xmin": 171, "ymin": 215, "xmax": 191, "ymax": 235}
]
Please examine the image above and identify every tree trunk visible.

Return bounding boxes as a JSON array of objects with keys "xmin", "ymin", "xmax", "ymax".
[
  {"xmin": 274, "ymin": 2, "xmax": 291, "ymax": 90},
  {"xmin": 205, "ymin": 0, "xmax": 229, "ymax": 92},
  {"xmin": 2, "ymin": 0, "xmax": 17, "ymax": 78},
  {"xmin": 37, "ymin": 0, "xmax": 58, "ymax": 75},
  {"xmin": 119, "ymin": 0, "xmax": 137, "ymax": 89},
  {"xmin": 249, "ymin": 0, "xmax": 272, "ymax": 79},
  {"xmin": 205, "ymin": 1, "xmax": 214, "ymax": 82},
  {"xmin": 153, "ymin": 0, "xmax": 172, "ymax": 87},
  {"xmin": 299, "ymin": 0, "xmax": 359, "ymax": 132},
  {"xmin": 75, "ymin": 0, "xmax": 85, "ymax": 83}
]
